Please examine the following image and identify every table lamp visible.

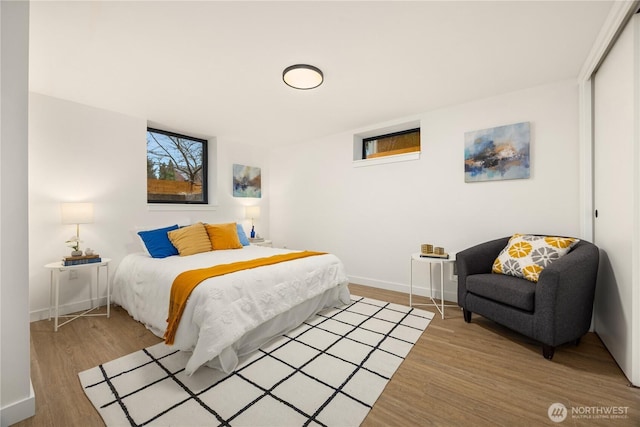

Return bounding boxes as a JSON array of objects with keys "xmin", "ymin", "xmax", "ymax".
[{"xmin": 61, "ymin": 202, "xmax": 94, "ymax": 255}]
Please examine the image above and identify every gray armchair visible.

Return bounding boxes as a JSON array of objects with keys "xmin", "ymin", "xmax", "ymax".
[{"xmin": 456, "ymin": 236, "xmax": 599, "ymax": 359}]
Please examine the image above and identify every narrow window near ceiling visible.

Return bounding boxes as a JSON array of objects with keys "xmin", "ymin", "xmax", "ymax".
[
  {"xmin": 353, "ymin": 121, "xmax": 421, "ymax": 167},
  {"xmin": 363, "ymin": 128, "xmax": 420, "ymax": 159}
]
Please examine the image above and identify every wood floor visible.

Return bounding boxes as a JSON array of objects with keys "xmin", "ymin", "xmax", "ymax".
[{"xmin": 17, "ymin": 284, "xmax": 640, "ymax": 426}]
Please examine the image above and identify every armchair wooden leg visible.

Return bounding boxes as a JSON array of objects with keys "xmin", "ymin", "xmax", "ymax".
[
  {"xmin": 542, "ymin": 344, "xmax": 555, "ymax": 360},
  {"xmin": 463, "ymin": 309, "xmax": 472, "ymax": 323}
]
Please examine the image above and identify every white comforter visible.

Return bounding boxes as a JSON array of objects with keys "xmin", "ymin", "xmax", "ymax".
[{"xmin": 112, "ymin": 245, "xmax": 350, "ymax": 374}]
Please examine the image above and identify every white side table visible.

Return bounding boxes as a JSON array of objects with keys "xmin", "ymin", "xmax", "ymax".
[
  {"xmin": 44, "ymin": 258, "xmax": 111, "ymax": 331},
  {"xmin": 250, "ymin": 239, "xmax": 273, "ymax": 247},
  {"xmin": 410, "ymin": 253, "xmax": 457, "ymax": 319}
]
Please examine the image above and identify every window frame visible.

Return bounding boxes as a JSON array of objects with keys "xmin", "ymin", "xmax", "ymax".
[
  {"xmin": 362, "ymin": 127, "xmax": 421, "ymax": 160},
  {"xmin": 146, "ymin": 127, "xmax": 209, "ymax": 205}
]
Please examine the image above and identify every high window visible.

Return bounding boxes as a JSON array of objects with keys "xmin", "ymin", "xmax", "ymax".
[{"xmin": 362, "ymin": 128, "xmax": 421, "ymax": 159}]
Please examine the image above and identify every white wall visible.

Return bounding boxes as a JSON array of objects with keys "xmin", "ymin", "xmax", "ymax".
[
  {"xmin": 270, "ymin": 80, "xmax": 582, "ymax": 301},
  {"xmin": 28, "ymin": 79, "xmax": 582, "ymax": 315},
  {"xmin": 0, "ymin": 1, "xmax": 35, "ymax": 425},
  {"xmin": 28, "ymin": 93, "xmax": 269, "ymax": 319}
]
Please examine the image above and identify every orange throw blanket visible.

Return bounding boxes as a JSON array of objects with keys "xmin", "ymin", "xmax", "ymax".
[{"xmin": 164, "ymin": 251, "xmax": 327, "ymax": 344}]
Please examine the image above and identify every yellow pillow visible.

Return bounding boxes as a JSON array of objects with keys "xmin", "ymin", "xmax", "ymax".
[
  {"xmin": 205, "ymin": 222, "xmax": 243, "ymax": 250},
  {"xmin": 167, "ymin": 222, "xmax": 212, "ymax": 256},
  {"xmin": 492, "ymin": 234, "xmax": 579, "ymax": 282}
]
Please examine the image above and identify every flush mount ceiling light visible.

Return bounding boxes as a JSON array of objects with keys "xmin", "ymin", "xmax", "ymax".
[{"xmin": 282, "ymin": 64, "xmax": 324, "ymax": 90}]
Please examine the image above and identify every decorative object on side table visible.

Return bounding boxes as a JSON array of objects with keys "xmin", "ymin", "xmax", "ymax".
[
  {"xmin": 420, "ymin": 243, "xmax": 449, "ymax": 259},
  {"xmin": 66, "ymin": 237, "xmax": 83, "ymax": 257},
  {"xmin": 61, "ymin": 202, "xmax": 94, "ymax": 256},
  {"xmin": 245, "ymin": 205, "xmax": 260, "ymax": 238},
  {"xmin": 62, "ymin": 254, "xmax": 102, "ymax": 266}
]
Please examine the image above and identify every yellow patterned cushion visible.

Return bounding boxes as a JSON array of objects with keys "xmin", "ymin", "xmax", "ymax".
[
  {"xmin": 167, "ymin": 222, "xmax": 212, "ymax": 256},
  {"xmin": 205, "ymin": 222, "xmax": 243, "ymax": 250},
  {"xmin": 492, "ymin": 234, "xmax": 579, "ymax": 282}
]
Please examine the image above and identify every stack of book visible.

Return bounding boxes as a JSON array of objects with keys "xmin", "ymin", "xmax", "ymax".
[{"xmin": 62, "ymin": 254, "xmax": 102, "ymax": 266}]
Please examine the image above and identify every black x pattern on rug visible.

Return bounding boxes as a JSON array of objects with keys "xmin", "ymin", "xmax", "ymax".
[{"xmin": 80, "ymin": 296, "xmax": 433, "ymax": 426}]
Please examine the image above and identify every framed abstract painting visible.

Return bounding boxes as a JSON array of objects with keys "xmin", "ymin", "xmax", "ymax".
[
  {"xmin": 233, "ymin": 164, "xmax": 262, "ymax": 198},
  {"xmin": 464, "ymin": 122, "xmax": 530, "ymax": 182}
]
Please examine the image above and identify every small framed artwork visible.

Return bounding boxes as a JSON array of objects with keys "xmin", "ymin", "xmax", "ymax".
[
  {"xmin": 464, "ymin": 122, "xmax": 530, "ymax": 182},
  {"xmin": 146, "ymin": 128, "xmax": 208, "ymax": 204},
  {"xmin": 233, "ymin": 164, "xmax": 261, "ymax": 198}
]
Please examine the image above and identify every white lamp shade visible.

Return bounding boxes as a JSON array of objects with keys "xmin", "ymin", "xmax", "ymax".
[
  {"xmin": 61, "ymin": 202, "xmax": 94, "ymax": 224},
  {"xmin": 245, "ymin": 206, "xmax": 260, "ymax": 220}
]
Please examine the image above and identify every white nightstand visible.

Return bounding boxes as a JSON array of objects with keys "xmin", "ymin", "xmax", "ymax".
[
  {"xmin": 44, "ymin": 258, "xmax": 111, "ymax": 331},
  {"xmin": 250, "ymin": 239, "xmax": 273, "ymax": 247},
  {"xmin": 410, "ymin": 253, "xmax": 457, "ymax": 319}
]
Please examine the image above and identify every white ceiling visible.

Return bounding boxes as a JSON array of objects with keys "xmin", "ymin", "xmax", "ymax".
[{"xmin": 29, "ymin": 1, "xmax": 613, "ymax": 148}]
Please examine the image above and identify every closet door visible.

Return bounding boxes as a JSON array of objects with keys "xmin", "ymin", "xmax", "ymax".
[{"xmin": 593, "ymin": 14, "xmax": 639, "ymax": 386}]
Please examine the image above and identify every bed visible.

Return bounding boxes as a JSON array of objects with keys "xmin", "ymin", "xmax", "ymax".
[{"xmin": 112, "ymin": 244, "xmax": 351, "ymax": 375}]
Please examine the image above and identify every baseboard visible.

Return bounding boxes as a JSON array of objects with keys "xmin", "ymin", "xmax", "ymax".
[
  {"xmin": 29, "ymin": 296, "xmax": 109, "ymax": 322},
  {"xmin": 348, "ymin": 275, "xmax": 458, "ymax": 303},
  {"xmin": 0, "ymin": 380, "xmax": 35, "ymax": 427}
]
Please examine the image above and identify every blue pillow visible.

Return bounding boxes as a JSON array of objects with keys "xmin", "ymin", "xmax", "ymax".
[
  {"xmin": 236, "ymin": 223, "xmax": 250, "ymax": 246},
  {"xmin": 138, "ymin": 225, "xmax": 179, "ymax": 258}
]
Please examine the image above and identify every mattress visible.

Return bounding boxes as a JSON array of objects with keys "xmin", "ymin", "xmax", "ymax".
[{"xmin": 112, "ymin": 245, "xmax": 350, "ymax": 374}]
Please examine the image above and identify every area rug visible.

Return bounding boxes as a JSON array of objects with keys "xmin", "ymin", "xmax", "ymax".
[{"xmin": 79, "ymin": 295, "xmax": 433, "ymax": 426}]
